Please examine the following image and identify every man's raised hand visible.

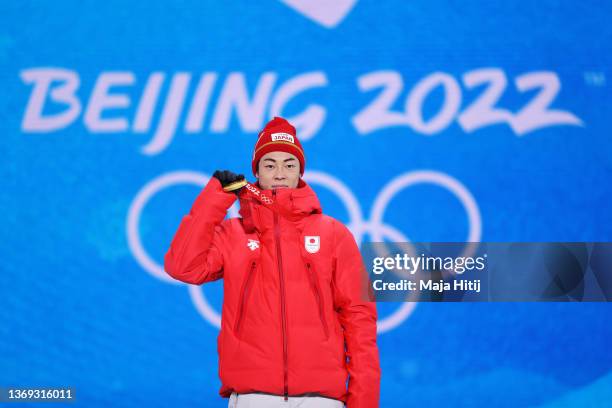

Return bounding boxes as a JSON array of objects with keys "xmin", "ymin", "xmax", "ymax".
[{"xmin": 213, "ymin": 170, "xmax": 247, "ymax": 195}]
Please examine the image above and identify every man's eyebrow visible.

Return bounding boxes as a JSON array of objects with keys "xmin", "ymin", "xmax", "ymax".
[{"xmin": 262, "ymin": 158, "xmax": 297, "ymax": 163}]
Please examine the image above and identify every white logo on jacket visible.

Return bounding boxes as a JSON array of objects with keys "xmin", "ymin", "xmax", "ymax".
[
  {"xmin": 247, "ymin": 239, "xmax": 260, "ymax": 251},
  {"xmin": 304, "ymin": 236, "xmax": 320, "ymax": 253}
]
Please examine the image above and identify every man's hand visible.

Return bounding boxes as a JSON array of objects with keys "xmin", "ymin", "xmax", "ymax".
[{"xmin": 213, "ymin": 170, "xmax": 247, "ymax": 195}]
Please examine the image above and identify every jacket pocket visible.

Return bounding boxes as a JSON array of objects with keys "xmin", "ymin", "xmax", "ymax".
[
  {"xmin": 306, "ymin": 262, "xmax": 330, "ymax": 340},
  {"xmin": 234, "ymin": 260, "xmax": 257, "ymax": 337}
]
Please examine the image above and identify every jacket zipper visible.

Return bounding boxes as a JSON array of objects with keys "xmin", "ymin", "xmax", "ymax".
[
  {"xmin": 234, "ymin": 260, "xmax": 257, "ymax": 336},
  {"xmin": 307, "ymin": 262, "xmax": 330, "ymax": 339},
  {"xmin": 273, "ymin": 190, "xmax": 289, "ymax": 401}
]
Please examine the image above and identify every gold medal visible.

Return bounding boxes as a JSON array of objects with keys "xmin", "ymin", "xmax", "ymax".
[{"xmin": 222, "ymin": 179, "xmax": 248, "ymax": 192}]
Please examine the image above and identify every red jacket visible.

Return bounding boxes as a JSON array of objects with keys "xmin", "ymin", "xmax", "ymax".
[{"xmin": 164, "ymin": 177, "xmax": 381, "ymax": 407}]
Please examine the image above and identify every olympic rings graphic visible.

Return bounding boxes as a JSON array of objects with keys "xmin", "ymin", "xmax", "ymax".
[{"xmin": 127, "ymin": 169, "xmax": 481, "ymax": 334}]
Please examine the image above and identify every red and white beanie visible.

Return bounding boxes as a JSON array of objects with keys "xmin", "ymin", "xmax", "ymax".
[{"xmin": 252, "ymin": 116, "xmax": 306, "ymax": 176}]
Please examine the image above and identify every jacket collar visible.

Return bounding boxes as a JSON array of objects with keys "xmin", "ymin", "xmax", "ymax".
[{"xmin": 239, "ymin": 179, "xmax": 322, "ymax": 233}]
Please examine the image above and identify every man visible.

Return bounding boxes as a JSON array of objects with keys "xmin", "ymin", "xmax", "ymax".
[{"xmin": 164, "ymin": 117, "xmax": 381, "ymax": 407}]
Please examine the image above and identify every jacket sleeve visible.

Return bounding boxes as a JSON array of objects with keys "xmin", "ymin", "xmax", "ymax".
[
  {"xmin": 332, "ymin": 222, "xmax": 381, "ymax": 408},
  {"xmin": 164, "ymin": 177, "xmax": 237, "ymax": 285}
]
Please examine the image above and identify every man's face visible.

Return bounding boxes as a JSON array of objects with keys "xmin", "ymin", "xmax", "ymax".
[{"xmin": 256, "ymin": 151, "xmax": 300, "ymax": 190}]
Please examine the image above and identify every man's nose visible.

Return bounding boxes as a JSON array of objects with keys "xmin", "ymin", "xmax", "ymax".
[{"xmin": 274, "ymin": 167, "xmax": 287, "ymax": 179}]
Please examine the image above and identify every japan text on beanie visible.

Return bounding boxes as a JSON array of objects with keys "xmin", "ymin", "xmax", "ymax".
[{"xmin": 252, "ymin": 116, "xmax": 306, "ymax": 176}]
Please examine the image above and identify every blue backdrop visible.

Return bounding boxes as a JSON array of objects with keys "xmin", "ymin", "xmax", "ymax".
[{"xmin": 1, "ymin": 1, "xmax": 611, "ymax": 407}]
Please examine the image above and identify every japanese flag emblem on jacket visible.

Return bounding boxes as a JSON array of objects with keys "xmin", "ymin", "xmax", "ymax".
[{"xmin": 304, "ymin": 236, "xmax": 320, "ymax": 253}]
